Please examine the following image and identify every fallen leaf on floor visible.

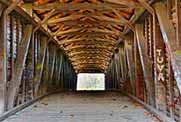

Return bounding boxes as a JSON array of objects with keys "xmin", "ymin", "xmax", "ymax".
[
  {"xmin": 122, "ymin": 105, "xmax": 128, "ymax": 109},
  {"xmin": 41, "ymin": 103, "xmax": 48, "ymax": 106},
  {"xmin": 112, "ymin": 99, "xmax": 116, "ymax": 101},
  {"xmin": 151, "ymin": 116, "xmax": 161, "ymax": 122},
  {"xmin": 144, "ymin": 111, "xmax": 151, "ymax": 116},
  {"xmin": 133, "ymin": 102, "xmax": 143, "ymax": 108},
  {"xmin": 70, "ymin": 114, "xmax": 74, "ymax": 117}
]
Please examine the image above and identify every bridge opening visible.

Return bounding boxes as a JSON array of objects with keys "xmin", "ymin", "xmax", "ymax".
[{"xmin": 76, "ymin": 73, "xmax": 105, "ymax": 91}]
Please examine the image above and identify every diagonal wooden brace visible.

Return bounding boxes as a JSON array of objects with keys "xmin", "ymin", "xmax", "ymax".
[
  {"xmin": 7, "ymin": 24, "xmax": 33, "ymax": 110},
  {"xmin": 154, "ymin": 2, "xmax": 181, "ymax": 93},
  {"xmin": 135, "ymin": 24, "xmax": 155, "ymax": 106},
  {"xmin": 34, "ymin": 38, "xmax": 48, "ymax": 95}
]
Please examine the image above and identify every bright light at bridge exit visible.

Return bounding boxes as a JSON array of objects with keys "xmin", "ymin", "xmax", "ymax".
[{"xmin": 77, "ymin": 73, "xmax": 105, "ymax": 91}]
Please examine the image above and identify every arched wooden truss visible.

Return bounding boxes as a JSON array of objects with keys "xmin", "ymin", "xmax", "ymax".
[
  {"xmin": 0, "ymin": 1, "xmax": 181, "ymax": 122},
  {"xmin": 16, "ymin": 0, "xmax": 153, "ymax": 73}
]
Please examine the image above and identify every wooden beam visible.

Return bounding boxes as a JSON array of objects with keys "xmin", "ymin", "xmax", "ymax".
[
  {"xmin": 49, "ymin": 48, "xmax": 57, "ymax": 82},
  {"xmin": 175, "ymin": 0, "xmax": 181, "ymax": 48},
  {"xmin": 51, "ymin": 20, "xmax": 124, "ymax": 28},
  {"xmin": 48, "ymin": 14, "xmax": 126, "ymax": 26},
  {"xmin": 154, "ymin": 2, "xmax": 177, "ymax": 50},
  {"xmin": 92, "ymin": 15, "xmax": 126, "ymax": 25},
  {"xmin": 135, "ymin": 24, "xmax": 155, "ymax": 106},
  {"xmin": 0, "ymin": 0, "xmax": 56, "ymax": 42},
  {"xmin": 0, "ymin": 3, "xmax": 4, "ymax": 17},
  {"xmin": 48, "ymin": 15, "xmax": 84, "ymax": 25},
  {"xmin": 138, "ymin": 0, "xmax": 154, "ymax": 14},
  {"xmin": 104, "ymin": 0, "xmax": 139, "ymax": 8},
  {"xmin": 125, "ymin": 40, "xmax": 136, "ymax": 95},
  {"xmin": 77, "ymin": 67, "xmax": 105, "ymax": 71},
  {"xmin": 57, "ymin": 53, "xmax": 63, "ymax": 83},
  {"xmin": 64, "ymin": 45, "xmax": 113, "ymax": 51},
  {"xmin": 57, "ymin": 33, "xmax": 119, "ymax": 40},
  {"xmin": 69, "ymin": 53, "xmax": 111, "ymax": 59},
  {"xmin": 72, "ymin": 60, "xmax": 109, "ymax": 64},
  {"xmin": 58, "ymin": 37, "xmax": 117, "ymax": 45},
  {"xmin": 0, "ymin": 11, "xmax": 7, "ymax": 113},
  {"xmin": 32, "ymin": 2, "xmax": 133, "ymax": 11},
  {"xmin": 73, "ymin": 62, "xmax": 108, "ymax": 66},
  {"xmin": 34, "ymin": 38, "xmax": 48, "ymax": 95},
  {"xmin": 118, "ymin": 47, "xmax": 127, "ymax": 82},
  {"xmin": 64, "ymin": 40, "xmax": 116, "ymax": 46},
  {"xmin": 68, "ymin": 51, "xmax": 111, "ymax": 57},
  {"xmin": 74, "ymin": 64, "xmax": 107, "ymax": 69},
  {"xmin": 154, "ymin": 2, "xmax": 181, "ymax": 92},
  {"xmin": 4, "ymin": 0, "xmax": 22, "ymax": 15},
  {"xmin": 72, "ymin": 59, "xmax": 109, "ymax": 64},
  {"xmin": 56, "ymin": 29, "xmax": 122, "ymax": 37},
  {"xmin": 56, "ymin": 28, "xmax": 82, "ymax": 36},
  {"xmin": 65, "ymin": 43, "xmax": 113, "ymax": 49},
  {"xmin": 68, "ymin": 48, "xmax": 113, "ymax": 55},
  {"xmin": 7, "ymin": 24, "xmax": 33, "ymax": 110},
  {"xmin": 112, "ymin": 9, "xmax": 135, "ymax": 31},
  {"xmin": 70, "ymin": 56, "xmax": 110, "ymax": 61},
  {"xmin": 33, "ymin": 9, "xmax": 56, "ymax": 32}
]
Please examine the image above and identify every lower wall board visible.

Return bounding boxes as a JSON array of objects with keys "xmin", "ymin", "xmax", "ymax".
[{"xmin": 127, "ymin": 93, "xmax": 176, "ymax": 122}]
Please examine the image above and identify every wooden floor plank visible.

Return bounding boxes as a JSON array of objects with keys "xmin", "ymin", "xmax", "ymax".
[{"xmin": 2, "ymin": 92, "xmax": 160, "ymax": 122}]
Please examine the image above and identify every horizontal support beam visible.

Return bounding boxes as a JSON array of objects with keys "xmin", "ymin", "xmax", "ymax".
[
  {"xmin": 58, "ymin": 37, "xmax": 117, "ymax": 45},
  {"xmin": 64, "ymin": 45, "xmax": 113, "ymax": 51},
  {"xmin": 32, "ymin": 2, "xmax": 135, "ymax": 11},
  {"xmin": 69, "ymin": 53, "xmax": 111, "ymax": 59},
  {"xmin": 50, "ymin": 20, "xmax": 124, "ymax": 29},
  {"xmin": 65, "ymin": 43, "xmax": 113, "ymax": 49},
  {"xmin": 70, "ymin": 56, "xmax": 111, "ymax": 61},
  {"xmin": 67, "ymin": 48, "xmax": 113, "ymax": 55},
  {"xmin": 68, "ymin": 50, "xmax": 112, "ymax": 56},
  {"xmin": 74, "ymin": 64, "xmax": 107, "ymax": 69}
]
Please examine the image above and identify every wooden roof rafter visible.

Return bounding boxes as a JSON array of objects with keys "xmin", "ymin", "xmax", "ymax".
[{"xmin": 20, "ymin": 0, "xmax": 152, "ymax": 73}]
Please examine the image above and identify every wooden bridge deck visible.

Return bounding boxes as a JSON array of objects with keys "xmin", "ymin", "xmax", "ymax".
[{"xmin": 2, "ymin": 92, "xmax": 160, "ymax": 122}]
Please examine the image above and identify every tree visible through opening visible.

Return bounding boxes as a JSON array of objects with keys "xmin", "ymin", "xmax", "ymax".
[{"xmin": 77, "ymin": 73, "xmax": 105, "ymax": 91}]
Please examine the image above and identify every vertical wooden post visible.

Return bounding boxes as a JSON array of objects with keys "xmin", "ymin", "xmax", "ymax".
[
  {"xmin": 60, "ymin": 56, "xmax": 64, "ymax": 89},
  {"xmin": 153, "ymin": 12, "xmax": 158, "ymax": 109},
  {"xmin": 176, "ymin": 0, "xmax": 181, "ymax": 121},
  {"xmin": 57, "ymin": 53, "xmax": 63, "ymax": 85},
  {"xmin": 167, "ymin": 52, "xmax": 174, "ymax": 118},
  {"xmin": 167, "ymin": 0, "xmax": 172, "ymax": 21},
  {"xmin": 31, "ymin": 32, "xmax": 35, "ymax": 98},
  {"xmin": 125, "ymin": 37, "xmax": 136, "ymax": 95},
  {"xmin": 133, "ymin": 33, "xmax": 139, "ymax": 98},
  {"xmin": 175, "ymin": 0, "xmax": 181, "ymax": 48},
  {"xmin": 135, "ymin": 24, "xmax": 155, "ymax": 106},
  {"xmin": 0, "ymin": 10, "xmax": 7, "ymax": 113},
  {"xmin": 50, "ymin": 47, "xmax": 56, "ymax": 83},
  {"xmin": 34, "ymin": 37, "xmax": 47, "ymax": 95},
  {"xmin": 153, "ymin": 16, "xmax": 168, "ymax": 113}
]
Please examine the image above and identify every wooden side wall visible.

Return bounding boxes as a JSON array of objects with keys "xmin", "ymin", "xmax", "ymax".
[
  {"xmin": 106, "ymin": 0, "xmax": 181, "ymax": 121},
  {"xmin": 0, "ymin": 2, "xmax": 76, "ymax": 113}
]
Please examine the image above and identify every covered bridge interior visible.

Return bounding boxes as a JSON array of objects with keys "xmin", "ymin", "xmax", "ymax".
[{"xmin": 0, "ymin": 0, "xmax": 181, "ymax": 122}]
